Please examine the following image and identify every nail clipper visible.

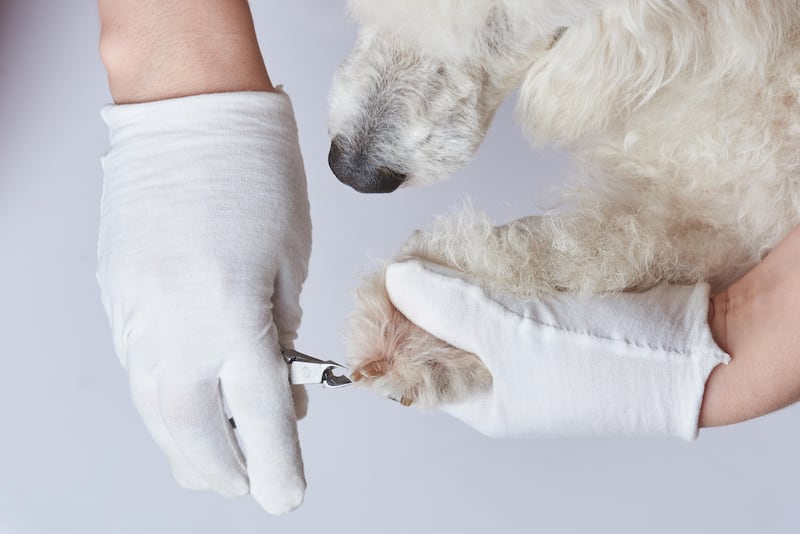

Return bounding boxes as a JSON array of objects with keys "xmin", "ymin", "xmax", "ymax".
[
  {"xmin": 281, "ymin": 347, "xmax": 352, "ymax": 388},
  {"xmin": 228, "ymin": 347, "xmax": 352, "ymax": 429}
]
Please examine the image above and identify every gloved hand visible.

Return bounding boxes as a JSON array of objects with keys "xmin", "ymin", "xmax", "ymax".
[
  {"xmin": 385, "ymin": 260, "xmax": 729, "ymax": 440},
  {"xmin": 97, "ymin": 91, "xmax": 311, "ymax": 514}
]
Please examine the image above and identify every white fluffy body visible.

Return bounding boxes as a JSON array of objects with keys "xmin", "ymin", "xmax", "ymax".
[{"xmin": 332, "ymin": 0, "xmax": 800, "ymax": 407}]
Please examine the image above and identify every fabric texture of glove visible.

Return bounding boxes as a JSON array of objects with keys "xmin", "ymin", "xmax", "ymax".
[
  {"xmin": 385, "ymin": 260, "xmax": 730, "ymax": 440},
  {"xmin": 98, "ymin": 90, "xmax": 311, "ymax": 514}
]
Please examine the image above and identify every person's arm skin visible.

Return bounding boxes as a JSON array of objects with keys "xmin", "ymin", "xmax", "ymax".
[
  {"xmin": 98, "ymin": 0, "xmax": 272, "ymax": 103},
  {"xmin": 701, "ymin": 225, "xmax": 800, "ymax": 427}
]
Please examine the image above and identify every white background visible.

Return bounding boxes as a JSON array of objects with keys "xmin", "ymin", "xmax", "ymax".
[{"xmin": 1, "ymin": 1, "xmax": 799, "ymax": 533}]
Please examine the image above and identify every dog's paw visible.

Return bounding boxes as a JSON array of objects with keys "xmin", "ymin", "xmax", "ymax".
[
  {"xmin": 345, "ymin": 268, "xmax": 492, "ymax": 408},
  {"xmin": 350, "ymin": 360, "xmax": 417, "ymax": 407}
]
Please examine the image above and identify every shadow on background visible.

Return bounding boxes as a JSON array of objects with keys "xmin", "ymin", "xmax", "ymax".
[{"xmin": 0, "ymin": 0, "xmax": 22, "ymax": 188}]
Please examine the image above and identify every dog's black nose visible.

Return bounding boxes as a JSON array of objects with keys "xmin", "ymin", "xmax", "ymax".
[{"xmin": 328, "ymin": 138, "xmax": 406, "ymax": 194}]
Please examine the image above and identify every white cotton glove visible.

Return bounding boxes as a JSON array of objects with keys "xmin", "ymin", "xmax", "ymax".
[
  {"xmin": 386, "ymin": 260, "xmax": 730, "ymax": 440},
  {"xmin": 97, "ymin": 91, "xmax": 311, "ymax": 514}
]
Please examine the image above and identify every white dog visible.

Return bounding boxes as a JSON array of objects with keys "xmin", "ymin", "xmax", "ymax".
[{"xmin": 328, "ymin": 0, "xmax": 800, "ymax": 407}]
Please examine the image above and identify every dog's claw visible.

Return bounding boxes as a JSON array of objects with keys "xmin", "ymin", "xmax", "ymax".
[{"xmin": 355, "ymin": 360, "xmax": 387, "ymax": 379}]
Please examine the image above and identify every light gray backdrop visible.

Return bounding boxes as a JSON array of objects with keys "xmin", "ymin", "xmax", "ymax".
[{"xmin": 1, "ymin": 1, "xmax": 798, "ymax": 533}]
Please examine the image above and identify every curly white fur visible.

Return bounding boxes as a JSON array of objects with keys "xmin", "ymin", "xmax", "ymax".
[{"xmin": 332, "ymin": 0, "xmax": 800, "ymax": 407}]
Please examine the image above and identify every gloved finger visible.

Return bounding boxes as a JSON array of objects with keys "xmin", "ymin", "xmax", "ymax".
[
  {"xmin": 157, "ymin": 378, "xmax": 249, "ymax": 498},
  {"xmin": 221, "ymin": 328, "xmax": 305, "ymax": 515},
  {"xmin": 292, "ymin": 384, "xmax": 309, "ymax": 421},
  {"xmin": 385, "ymin": 259, "xmax": 509, "ymax": 372},
  {"xmin": 128, "ymin": 373, "xmax": 209, "ymax": 491},
  {"xmin": 271, "ymin": 267, "xmax": 310, "ymax": 422}
]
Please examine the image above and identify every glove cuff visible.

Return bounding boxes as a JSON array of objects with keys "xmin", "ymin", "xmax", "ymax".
[{"xmin": 101, "ymin": 89, "xmax": 298, "ymax": 142}]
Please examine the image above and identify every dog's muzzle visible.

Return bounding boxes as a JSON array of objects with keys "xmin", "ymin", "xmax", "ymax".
[{"xmin": 328, "ymin": 137, "xmax": 407, "ymax": 194}]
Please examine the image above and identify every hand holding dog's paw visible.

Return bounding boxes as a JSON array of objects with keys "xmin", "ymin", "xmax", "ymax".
[
  {"xmin": 385, "ymin": 259, "xmax": 729, "ymax": 439},
  {"xmin": 344, "ymin": 268, "xmax": 491, "ymax": 408}
]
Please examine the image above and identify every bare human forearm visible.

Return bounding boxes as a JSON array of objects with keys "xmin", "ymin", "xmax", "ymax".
[
  {"xmin": 98, "ymin": 0, "xmax": 272, "ymax": 103},
  {"xmin": 700, "ymin": 225, "xmax": 800, "ymax": 428}
]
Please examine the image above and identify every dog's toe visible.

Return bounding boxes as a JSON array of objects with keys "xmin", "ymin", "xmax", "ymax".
[{"xmin": 351, "ymin": 360, "xmax": 388, "ymax": 380}]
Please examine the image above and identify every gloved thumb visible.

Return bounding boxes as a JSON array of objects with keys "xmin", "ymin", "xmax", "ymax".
[{"xmin": 385, "ymin": 260, "xmax": 505, "ymax": 364}]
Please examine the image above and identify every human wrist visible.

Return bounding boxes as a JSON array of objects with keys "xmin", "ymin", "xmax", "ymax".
[
  {"xmin": 98, "ymin": 0, "xmax": 273, "ymax": 103},
  {"xmin": 700, "ymin": 226, "xmax": 800, "ymax": 428}
]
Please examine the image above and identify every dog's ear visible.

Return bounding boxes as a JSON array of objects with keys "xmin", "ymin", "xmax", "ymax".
[
  {"xmin": 515, "ymin": 15, "xmax": 632, "ymax": 145},
  {"xmin": 516, "ymin": 1, "xmax": 712, "ymax": 145}
]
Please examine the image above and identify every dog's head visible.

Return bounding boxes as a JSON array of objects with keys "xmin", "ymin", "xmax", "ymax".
[{"xmin": 328, "ymin": 1, "xmax": 553, "ymax": 193}]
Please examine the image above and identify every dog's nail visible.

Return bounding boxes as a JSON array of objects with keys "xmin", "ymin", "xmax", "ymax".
[
  {"xmin": 400, "ymin": 396, "xmax": 413, "ymax": 407},
  {"xmin": 351, "ymin": 371, "xmax": 364, "ymax": 382},
  {"xmin": 361, "ymin": 361, "xmax": 386, "ymax": 378}
]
